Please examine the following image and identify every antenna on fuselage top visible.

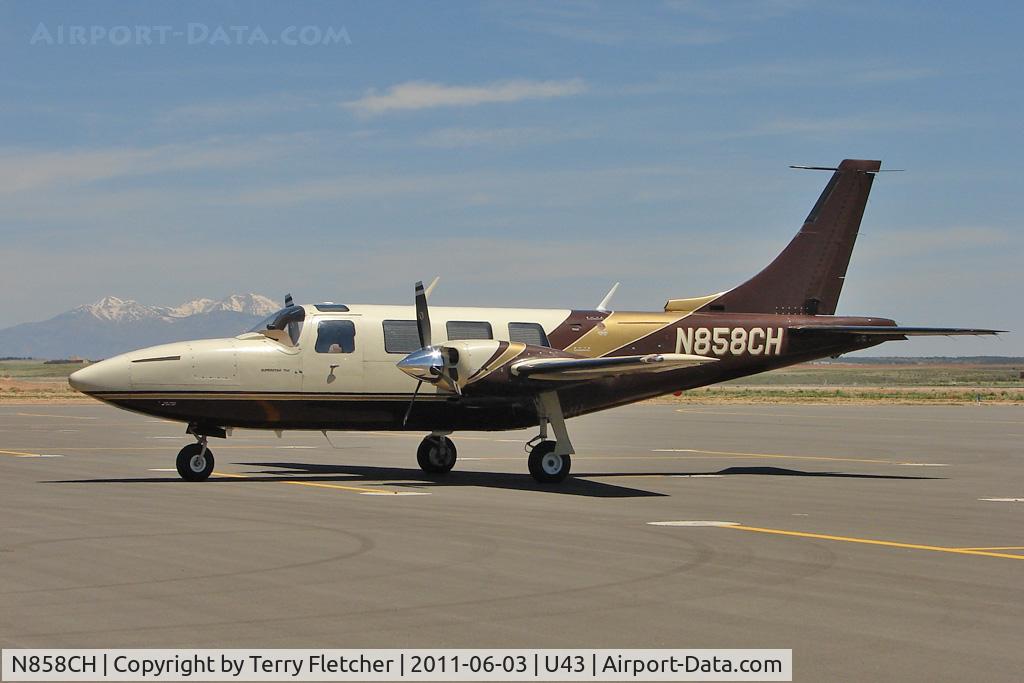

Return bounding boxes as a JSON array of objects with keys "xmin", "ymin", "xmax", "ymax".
[
  {"xmin": 284, "ymin": 293, "xmax": 294, "ymax": 307},
  {"xmin": 596, "ymin": 282, "xmax": 620, "ymax": 312}
]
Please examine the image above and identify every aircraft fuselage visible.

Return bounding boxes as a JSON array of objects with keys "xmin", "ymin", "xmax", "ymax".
[{"xmin": 69, "ymin": 303, "xmax": 894, "ymax": 432}]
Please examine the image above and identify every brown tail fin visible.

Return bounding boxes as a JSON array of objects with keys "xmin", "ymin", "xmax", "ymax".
[{"xmin": 701, "ymin": 159, "xmax": 881, "ymax": 315}]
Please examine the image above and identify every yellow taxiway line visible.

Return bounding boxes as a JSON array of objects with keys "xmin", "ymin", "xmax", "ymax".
[
  {"xmin": 651, "ymin": 447, "xmax": 936, "ymax": 466},
  {"xmin": 13, "ymin": 412, "xmax": 98, "ymax": 420},
  {"xmin": 726, "ymin": 525, "xmax": 1024, "ymax": 561},
  {"xmin": 0, "ymin": 448, "xmax": 46, "ymax": 458},
  {"xmin": 212, "ymin": 471, "xmax": 417, "ymax": 496}
]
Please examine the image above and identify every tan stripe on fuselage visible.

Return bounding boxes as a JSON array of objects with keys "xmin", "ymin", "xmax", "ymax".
[
  {"xmin": 565, "ymin": 294, "xmax": 723, "ymax": 357},
  {"xmin": 466, "ymin": 342, "xmax": 527, "ymax": 385}
]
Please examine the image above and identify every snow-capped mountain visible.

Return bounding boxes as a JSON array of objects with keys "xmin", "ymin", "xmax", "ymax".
[
  {"xmin": 0, "ymin": 294, "xmax": 281, "ymax": 359},
  {"xmin": 72, "ymin": 293, "xmax": 279, "ymax": 323},
  {"xmin": 163, "ymin": 293, "xmax": 278, "ymax": 318}
]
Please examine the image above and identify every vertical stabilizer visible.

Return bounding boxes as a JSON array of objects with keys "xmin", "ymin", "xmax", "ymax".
[{"xmin": 700, "ymin": 159, "xmax": 881, "ymax": 315}]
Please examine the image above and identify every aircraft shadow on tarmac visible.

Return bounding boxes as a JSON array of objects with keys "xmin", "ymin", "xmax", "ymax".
[
  {"xmin": 46, "ymin": 462, "xmax": 940, "ymax": 498},
  {"xmin": 580, "ymin": 466, "xmax": 944, "ymax": 481},
  {"xmin": 46, "ymin": 461, "xmax": 663, "ymax": 498}
]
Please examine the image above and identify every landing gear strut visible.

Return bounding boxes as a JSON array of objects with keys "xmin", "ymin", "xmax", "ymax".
[
  {"xmin": 527, "ymin": 391, "xmax": 575, "ymax": 484},
  {"xmin": 176, "ymin": 436, "xmax": 215, "ymax": 481},
  {"xmin": 417, "ymin": 434, "xmax": 457, "ymax": 474}
]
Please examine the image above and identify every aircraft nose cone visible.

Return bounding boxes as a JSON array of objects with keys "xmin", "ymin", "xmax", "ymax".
[
  {"xmin": 396, "ymin": 347, "xmax": 443, "ymax": 382},
  {"xmin": 68, "ymin": 357, "xmax": 130, "ymax": 394}
]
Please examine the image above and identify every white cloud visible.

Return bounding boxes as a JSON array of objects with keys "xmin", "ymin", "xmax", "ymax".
[
  {"xmin": 343, "ymin": 79, "xmax": 586, "ymax": 114},
  {"xmin": 417, "ymin": 125, "xmax": 594, "ymax": 148},
  {"xmin": 0, "ymin": 135, "xmax": 309, "ymax": 194}
]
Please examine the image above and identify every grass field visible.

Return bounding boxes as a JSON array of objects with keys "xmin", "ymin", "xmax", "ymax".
[
  {"xmin": 0, "ymin": 359, "xmax": 85, "ymax": 380},
  {"xmin": 1, "ymin": 359, "xmax": 1021, "ymax": 404},
  {"xmin": 724, "ymin": 361, "xmax": 1024, "ymax": 387}
]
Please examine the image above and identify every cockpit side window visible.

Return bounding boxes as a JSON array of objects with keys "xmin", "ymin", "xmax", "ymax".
[
  {"xmin": 246, "ymin": 306, "xmax": 306, "ymax": 345},
  {"xmin": 315, "ymin": 320, "xmax": 356, "ymax": 354}
]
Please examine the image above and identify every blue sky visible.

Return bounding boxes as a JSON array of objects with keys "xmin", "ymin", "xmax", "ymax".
[{"xmin": 1, "ymin": 0, "xmax": 1020, "ymax": 355}]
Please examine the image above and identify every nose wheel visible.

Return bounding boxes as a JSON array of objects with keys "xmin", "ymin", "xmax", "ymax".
[
  {"xmin": 176, "ymin": 441, "xmax": 215, "ymax": 481},
  {"xmin": 417, "ymin": 435, "xmax": 457, "ymax": 474}
]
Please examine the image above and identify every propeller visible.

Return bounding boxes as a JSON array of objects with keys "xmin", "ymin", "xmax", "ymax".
[
  {"xmin": 414, "ymin": 280, "xmax": 431, "ymax": 347},
  {"xmin": 399, "ymin": 281, "xmax": 461, "ymax": 425}
]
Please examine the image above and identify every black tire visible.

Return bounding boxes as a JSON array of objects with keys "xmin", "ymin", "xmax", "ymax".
[
  {"xmin": 528, "ymin": 440, "xmax": 571, "ymax": 483},
  {"xmin": 176, "ymin": 443, "xmax": 215, "ymax": 481},
  {"xmin": 416, "ymin": 435, "xmax": 457, "ymax": 474}
]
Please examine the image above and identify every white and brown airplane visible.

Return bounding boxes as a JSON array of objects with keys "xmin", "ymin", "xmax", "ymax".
[{"xmin": 68, "ymin": 159, "xmax": 1003, "ymax": 484}]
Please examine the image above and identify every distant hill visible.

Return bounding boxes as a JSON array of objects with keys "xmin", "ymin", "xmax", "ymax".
[{"xmin": 0, "ymin": 294, "xmax": 279, "ymax": 359}]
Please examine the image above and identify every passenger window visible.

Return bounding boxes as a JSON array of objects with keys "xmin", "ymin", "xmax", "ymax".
[
  {"xmin": 383, "ymin": 320, "xmax": 421, "ymax": 354},
  {"xmin": 446, "ymin": 321, "xmax": 493, "ymax": 341},
  {"xmin": 315, "ymin": 320, "xmax": 356, "ymax": 354},
  {"xmin": 508, "ymin": 322, "xmax": 549, "ymax": 347}
]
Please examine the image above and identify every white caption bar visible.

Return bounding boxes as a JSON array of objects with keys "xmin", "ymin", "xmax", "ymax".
[{"xmin": 2, "ymin": 649, "xmax": 791, "ymax": 681}]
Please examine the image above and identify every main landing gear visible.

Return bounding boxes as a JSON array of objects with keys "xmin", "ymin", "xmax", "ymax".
[
  {"xmin": 176, "ymin": 436, "xmax": 215, "ymax": 482},
  {"xmin": 414, "ymin": 391, "xmax": 575, "ymax": 484},
  {"xmin": 527, "ymin": 439, "xmax": 571, "ymax": 483},
  {"xmin": 526, "ymin": 391, "xmax": 574, "ymax": 483}
]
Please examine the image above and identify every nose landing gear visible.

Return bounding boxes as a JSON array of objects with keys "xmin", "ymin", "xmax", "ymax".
[{"xmin": 417, "ymin": 434, "xmax": 457, "ymax": 474}]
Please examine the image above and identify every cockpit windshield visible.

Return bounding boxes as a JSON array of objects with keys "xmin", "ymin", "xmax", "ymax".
[{"xmin": 245, "ymin": 306, "xmax": 306, "ymax": 345}]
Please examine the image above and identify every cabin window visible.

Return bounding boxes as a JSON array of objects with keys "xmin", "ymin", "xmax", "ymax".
[
  {"xmin": 383, "ymin": 320, "xmax": 421, "ymax": 354},
  {"xmin": 315, "ymin": 320, "xmax": 356, "ymax": 354},
  {"xmin": 446, "ymin": 321, "xmax": 493, "ymax": 341},
  {"xmin": 508, "ymin": 322, "xmax": 549, "ymax": 347}
]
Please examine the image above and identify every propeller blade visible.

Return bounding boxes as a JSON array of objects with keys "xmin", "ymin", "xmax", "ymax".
[
  {"xmin": 402, "ymin": 379, "xmax": 423, "ymax": 427},
  {"xmin": 415, "ymin": 280, "xmax": 431, "ymax": 348}
]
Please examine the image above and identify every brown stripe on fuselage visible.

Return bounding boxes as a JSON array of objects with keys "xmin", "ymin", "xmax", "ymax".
[{"xmin": 546, "ymin": 310, "xmax": 609, "ymax": 350}]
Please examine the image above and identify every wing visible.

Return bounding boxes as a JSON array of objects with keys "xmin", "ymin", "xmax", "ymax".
[
  {"xmin": 789, "ymin": 325, "xmax": 1005, "ymax": 337},
  {"xmin": 510, "ymin": 353, "xmax": 716, "ymax": 381}
]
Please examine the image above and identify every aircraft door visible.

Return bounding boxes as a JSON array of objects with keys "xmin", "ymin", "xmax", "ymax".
[{"xmin": 302, "ymin": 318, "xmax": 364, "ymax": 392}]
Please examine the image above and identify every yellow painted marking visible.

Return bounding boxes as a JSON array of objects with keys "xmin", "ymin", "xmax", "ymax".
[
  {"xmin": 652, "ymin": 447, "xmax": 919, "ymax": 466},
  {"xmin": 14, "ymin": 412, "xmax": 98, "ymax": 420},
  {"xmin": 0, "ymin": 448, "xmax": 43, "ymax": 458},
  {"xmin": 282, "ymin": 480, "xmax": 405, "ymax": 495},
  {"xmin": 26, "ymin": 445, "xmax": 294, "ymax": 451},
  {"xmin": 212, "ymin": 471, "xmax": 404, "ymax": 495},
  {"xmin": 956, "ymin": 546, "xmax": 1024, "ymax": 551},
  {"xmin": 727, "ymin": 525, "xmax": 1024, "ymax": 561}
]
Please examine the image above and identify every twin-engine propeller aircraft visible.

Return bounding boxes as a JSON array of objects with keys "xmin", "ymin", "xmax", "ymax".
[{"xmin": 69, "ymin": 159, "xmax": 1003, "ymax": 484}]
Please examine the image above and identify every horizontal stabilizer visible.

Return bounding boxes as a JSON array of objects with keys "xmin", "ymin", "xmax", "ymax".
[
  {"xmin": 511, "ymin": 353, "xmax": 716, "ymax": 381},
  {"xmin": 790, "ymin": 325, "xmax": 1005, "ymax": 336}
]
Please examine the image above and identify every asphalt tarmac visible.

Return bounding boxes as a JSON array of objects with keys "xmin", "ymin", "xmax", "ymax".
[{"xmin": 1, "ymin": 402, "xmax": 1021, "ymax": 681}]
